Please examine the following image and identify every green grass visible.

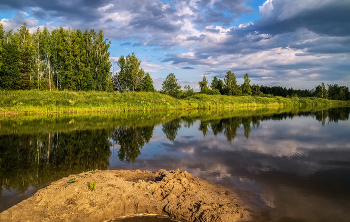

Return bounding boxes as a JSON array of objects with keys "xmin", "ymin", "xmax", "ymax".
[
  {"xmin": 0, "ymin": 106, "xmax": 341, "ymax": 136},
  {"xmin": 0, "ymin": 90, "xmax": 349, "ymax": 116},
  {"xmin": 68, "ymin": 178, "xmax": 76, "ymax": 184},
  {"xmin": 89, "ymin": 181, "xmax": 96, "ymax": 191}
]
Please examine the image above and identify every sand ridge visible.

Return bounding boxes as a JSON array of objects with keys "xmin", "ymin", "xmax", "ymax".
[{"xmin": 0, "ymin": 169, "xmax": 250, "ymax": 222}]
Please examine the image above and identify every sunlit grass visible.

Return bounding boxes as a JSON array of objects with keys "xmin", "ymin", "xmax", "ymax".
[{"xmin": 0, "ymin": 90, "xmax": 348, "ymax": 116}]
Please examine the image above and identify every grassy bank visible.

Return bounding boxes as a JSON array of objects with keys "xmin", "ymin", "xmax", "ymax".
[
  {"xmin": 0, "ymin": 90, "xmax": 349, "ymax": 116},
  {"xmin": 0, "ymin": 106, "xmax": 344, "ymax": 136}
]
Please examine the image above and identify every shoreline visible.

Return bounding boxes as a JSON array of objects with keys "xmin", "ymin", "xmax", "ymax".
[
  {"xmin": 0, "ymin": 169, "xmax": 251, "ymax": 222},
  {"xmin": 1, "ymin": 91, "xmax": 349, "ymax": 117}
]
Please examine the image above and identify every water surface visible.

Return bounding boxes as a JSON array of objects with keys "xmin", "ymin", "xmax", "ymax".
[{"xmin": 1, "ymin": 107, "xmax": 349, "ymax": 222}]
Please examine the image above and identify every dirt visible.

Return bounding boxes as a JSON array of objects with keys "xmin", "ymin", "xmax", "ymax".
[{"xmin": 0, "ymin": 169, "xmax": 251, "ymax": 222}]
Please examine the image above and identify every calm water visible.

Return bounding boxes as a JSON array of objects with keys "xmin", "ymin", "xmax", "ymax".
[{"xmin": 0, "ymin": 107, "xmax": 350, "ymax": 222}]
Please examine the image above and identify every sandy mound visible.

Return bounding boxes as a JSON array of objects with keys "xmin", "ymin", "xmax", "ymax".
[{"xmin": 0, "ymin": 169, "xmax": 250, "ymax": 222}]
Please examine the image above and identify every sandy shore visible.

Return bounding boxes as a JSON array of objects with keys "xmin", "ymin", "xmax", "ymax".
[{"xmin": 0, "ymin": 169, "xmax": 250, "ymax": 222}]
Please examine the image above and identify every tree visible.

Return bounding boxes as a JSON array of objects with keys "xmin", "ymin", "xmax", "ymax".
[
  {"xmin": 0, "ymin": 23, "xmax": 113, "ymax": 91},
  {"xmin": 139, "ymin": 73, "xmax": 155, "ymax": 92},
  {"xmin": 162, "ymin": 73, "xmax": 181, "ymax": 98},
  {"xmin": 125, "ymin": 52, "xmax": 142, "ymax": 92},
  {"xmin": 116, "ymin": 53, "xmax": 143, "ymax": 92},
  {"xmin": 0, "ymin": 30, "xmax": 20, "ymax": 90},
  {"xmin": 162, "ymin": 119, "xmax": 181, "ymax": 141},
  {"xmin": 223, "ymin": 70, "xmax": 241, "ymax": 96},
  {"xmin": 198, "ymin": 75, "xmax": 209, "ymax": 93},
  {"xmin": 251, "ymin": 84, "xmax": 260, "ymax": 96},
  {"xmin": 18, "ymin": 23, "xmax": 34, "ymax": 90},
  {"xmin": 112, "ymin": 126, "xmax": 154, "ymax": 163},
  {"xmin": 40, "ymin": 27, "xmax": 53, "ymax": 91},
  {"xmin": 242, "ymin": 73, "xmax": 252, "ymax": 95},
  {"xmin": 182, "ymin": 85, "xmax": 194, "ymax": 98},
  {"xmin": 211, "ymin": 76, "xmax": 224, "ymax": 95},
  {"xmin": 0, "ymin": 22, "xmax": 4, "ymax": 74},
  {"xmin": 117, "ymin": 55, "xmax": 127, "ymax": 91},
  {"xmin": 321, "ymin": 82, "xmax": 328, "ymax": 99},
  {"xmin": 93, "ymin": 30, "xmax": 112, "ymax": 91}
]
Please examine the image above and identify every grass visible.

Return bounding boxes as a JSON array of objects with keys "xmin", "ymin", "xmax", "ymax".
[
  {"xmin": 68, "ymin": 178, "xmax": 76, "ymax": 184},
  {"xmin": 0, "ymin": 90, "xmax": 349, "ymax": 116},
  {"xmin": 0, "ymin": 106, "xmax": 340, "ymax": 136},
  {"xmin": 89, "ymin": 181, "xmax": 96, "ymax": 191}
]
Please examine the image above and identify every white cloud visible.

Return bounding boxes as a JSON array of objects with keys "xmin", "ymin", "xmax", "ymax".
[{"xmin": 98, "ymin": 3, "xmax": 114, "ymax": 12}]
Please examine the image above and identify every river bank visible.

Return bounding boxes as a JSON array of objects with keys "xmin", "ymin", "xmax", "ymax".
[
  {"xmin": 0, "ymin": 169, "xmax": 251, "ymax": 222},
  {"xmin": 1, "ymin": 90, "xmax": 349, "ymax": 116}
]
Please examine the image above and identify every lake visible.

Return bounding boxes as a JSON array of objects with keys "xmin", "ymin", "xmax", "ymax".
[{"xmin": 0, "ymin": 107, "xmax": 349, "ymax": 222}]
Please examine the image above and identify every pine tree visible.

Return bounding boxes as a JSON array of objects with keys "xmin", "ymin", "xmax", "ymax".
[
  {"xmin": 140, "ymin": 73, "xmax": 155, "ymax": 92},
  {"xmin": 242, "ymin": 73, "xmax": 252, "ymax": 95}
]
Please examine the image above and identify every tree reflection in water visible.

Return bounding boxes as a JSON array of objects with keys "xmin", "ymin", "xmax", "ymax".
[
  {"xmin": 0, "ymin": 129, "xmax": 111, "ymax": 197},
  {"xmin": 0, "ymin": 107, "xmax": 349, "ymax": 200},
  {"xmin": 111, "ymin": 126, "xmax": 154, "ymax": 163}
]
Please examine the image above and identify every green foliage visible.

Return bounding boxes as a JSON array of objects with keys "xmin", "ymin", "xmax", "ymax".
[
  {"xmin": 116, "ymin": 53, "xmax": 144, "ymax": 92},
  {"xmin": 162, "ymin": 119, "xmax": 181, "ymax": 141},
  {"xmin": 0, "ymin": 106, "xmax": 348, "ymax": 198},
  {"xmin": 18, "ymin": 23, "xmax": 34, "ymax": 90},
  {"xmin": 198, "ymin": 76, "xmax": 209, "ymax": 93},
  {"xmin": 0, "ymin": 22, "xmax": 3, "ymax": 72},
  {"xmin": 211, "ymin": 76, "xmax": 224, "ymax": 95},
  {"xmin": 0, "ymin": 129, "xmax": 111, "ymax": 195},
  {"xmin": 242, "ymin": 73, "xmax": 252, "ymax": 96},
  {"xmin": 260, "ymin": 83, "xmax": 350, "ymax": 101},
  {"xmin": 68, "ymin": 178, "xmax": 76, "ymax": 183},
  {"xmin": 139, "ymin": 73, "xmax": 155, "ymax": 92},
  {"xmin": 89, "ymin": 181, "xmax": 96, "ymax": 191},
  {"xmin": 0, "ymin": 90, "xmax": 349, "ymax": 116},
  {"xmin": 0, "ymin": 22, "xmax": 112, "ymax": 92},
  {"xmin": 251, "ymin": 84, "xmax": 260, "ymax": 96},
  {"xmin": 0, "ymin": 31, "xmax": 20, "ymax": 90},
  {"xmin": 112, "ymin": 126, "xmax": 154, "ymax": 162},
  {"xmin": 181, "ymin": 85, "xmax": 195, "ymax": 98},
  {"xmin": 162, "ymin": 73, "xmax": 182, "ymax": 98},
  {"xmin": 223, "ymin": 71, "xmax": 241, "ymax": 96},
  {"xmin": 211, "ymin": 89, "xmax": 221, "ymax": 95},
  {"xmin": 327, "ymin": 84, "xmax": 349, "ymax": 101}
]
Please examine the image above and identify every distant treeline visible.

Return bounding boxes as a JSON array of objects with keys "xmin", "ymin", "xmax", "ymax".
[
  {"xmin": 259, "ymin": 84, "xmax": 350, "ymax": 101},
  {"xmin": 195, "ymin": 72, "xmax": 350, "ymax": 101},
  {"xmin": 0, "ymin": 22, "xmax": 112, "ymax": 91}
]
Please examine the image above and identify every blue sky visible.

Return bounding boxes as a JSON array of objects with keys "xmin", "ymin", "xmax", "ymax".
[{"xmin": 1, "ymin": 0, "xmax": 350, "ymax": 90}]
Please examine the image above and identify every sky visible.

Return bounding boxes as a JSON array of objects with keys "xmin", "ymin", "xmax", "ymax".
[{"xmin": 0, "ymin": 0, "xmax": 350, "ymax": 91}]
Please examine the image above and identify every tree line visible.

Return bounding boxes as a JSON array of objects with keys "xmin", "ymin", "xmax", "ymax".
[
  {"xmin": 1, "ymin": 22, "xmax": 348, "ymax": 101},
  {"xmin": 0, "ymin": 22, "xmax": 112, "ymax": 91},
  {"xmin": 195, "ymin": 71, "xmax": 350, "ymax": 101}
]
